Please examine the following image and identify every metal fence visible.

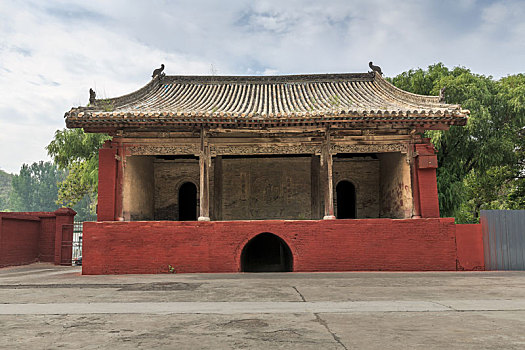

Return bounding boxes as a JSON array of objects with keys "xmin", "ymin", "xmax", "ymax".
[
  {"xmin": 481, "ymin": 210, "xmax": 525, "ymax": 270},
  {"xmin": 72, "ymin": 221, "xmax": 83, "ymax": 264}
]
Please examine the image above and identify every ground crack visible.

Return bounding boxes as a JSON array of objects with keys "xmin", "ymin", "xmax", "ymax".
[
  {"xmin": 431, "ymin": 301, "xmax": 457, "ymax": 311},
  {"xmin": 314, "ymin": 313, "xmax": 348, "ymax": 350},
  {"xmin": 292, "ymin": 286, "xmax": 306, "ymax": 302}
]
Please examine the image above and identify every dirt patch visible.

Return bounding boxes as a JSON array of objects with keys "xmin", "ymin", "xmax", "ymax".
[{"xmin": 222, "ymin": 318, "xmax": 269, "ymax": 329}]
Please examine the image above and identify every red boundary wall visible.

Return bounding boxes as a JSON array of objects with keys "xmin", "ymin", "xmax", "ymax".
[
  {"xmin": 82, "ymin": 218, "xmax": 484, "ymax": 274},
  {"xmin": 455, "ymin": 224, "xmax": 484, "ymax": 270},
  {"xmin": 0, "ymin": 209, "xmax": 76, "ymax": 268}
]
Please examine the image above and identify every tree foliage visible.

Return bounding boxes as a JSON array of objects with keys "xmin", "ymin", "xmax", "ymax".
[
  {"xmin": 10, "ymin": 161, "xmax": 63, "ymax": 212},
  {"xmin": 390, "ymin": 64, "xmax": 525, "ymax": 222},
  {"xmin": 0, "ymin": 169, "xmax": 14, "ymax": 211},
  {"xmin": 46, "ymin": 129, "xmax": 109, "ymax": 216}
]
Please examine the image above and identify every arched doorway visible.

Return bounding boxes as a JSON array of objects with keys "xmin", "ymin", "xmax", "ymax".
[
  {"xmin": 178, "ymin": 182, "xmax": 197, "ymax": 221},
  {"xmin": 336, "ymin": 180, "xmax": 356, "ymax": 219},
  {"xmin": 241, "ymin": 233, "xmax": 293, "ymax": 272}
]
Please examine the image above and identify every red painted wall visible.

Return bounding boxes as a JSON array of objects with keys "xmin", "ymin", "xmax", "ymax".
[
  {"xmin": 455, "ymin": 224, "xmax": 484, "ymax": 270},
  {"xmin": 414, "ymin": 142, "xmax": 440, "ymax": 218},
  {"xmin": 39, "ymin": 216, "xmax": 57, "ymax": 262},
  {"xmin": 82, "ymin": 218, "xmax": 459, "ymax": 275},
  {"xmin": 0, "ymin": 214, "xmax": 40, "ymax": 267},
  {"xmin": 97, "ymin": 141, "xmax": 117, "ymax": 221},
  {"xmin": 0, "ymin": 209, "xmax": 76, "ymax": 268}
]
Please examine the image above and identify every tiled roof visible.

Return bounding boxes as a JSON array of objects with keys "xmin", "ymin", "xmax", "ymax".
[{"xmin": 65, "ymin": 72, "xmax": 468, "ymax": 130}]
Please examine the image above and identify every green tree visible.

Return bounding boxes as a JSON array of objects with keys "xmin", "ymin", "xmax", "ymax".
[
  {"xmin": 0, "ymin": 169, "xmax": 14, "ymax": 211},
  {"xmin": 390, "ymin": 64, "xmax": 525, "ymax": 222},
  {"xmin": 10, "ymin": 161, "xmax": 63, "ymax": 212},
  {"xmin": 46, "ymin": 129, "xmax": 109, "ymax": 217}
]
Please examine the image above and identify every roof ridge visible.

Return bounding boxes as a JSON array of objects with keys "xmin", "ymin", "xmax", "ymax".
[{"xmin": 162, "ymin": 72, "xmax": 376, "ymax": 84}]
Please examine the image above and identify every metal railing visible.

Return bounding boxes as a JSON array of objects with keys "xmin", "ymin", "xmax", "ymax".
[{"xmin": 72, "ymin": 221, "xmax": 83, "ymax": 264}]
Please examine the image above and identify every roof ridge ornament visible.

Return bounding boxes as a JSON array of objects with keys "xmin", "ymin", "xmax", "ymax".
[
  {"xmin": 152, "ymin": 64, "xmax": 165, "ymax": 78},
  {"xmin": 368, "ymin": 62, "xmax": 383, "ymax": 75},
  {"xmin": 89, "ymin": 88, "xmax": 96, "ymax": 105}
]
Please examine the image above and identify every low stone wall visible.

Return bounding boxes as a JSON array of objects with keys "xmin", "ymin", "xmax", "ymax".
[
  {"xmin": 81, "ymin": 218, "xmax": 480, "ymax": 274},
  {"xmin": 0, "ymin": 209, "xmax": 76, "ymax": 268}
]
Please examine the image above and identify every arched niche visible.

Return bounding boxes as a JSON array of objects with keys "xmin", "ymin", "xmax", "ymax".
[{"xmin": 241, "ymin": 233, "xmax": 293, "ymax": 272}]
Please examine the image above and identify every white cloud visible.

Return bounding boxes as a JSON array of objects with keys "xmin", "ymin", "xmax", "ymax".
[{"xmin": 0, "ymin": 0, "xmax": 524, "ymax": 173}]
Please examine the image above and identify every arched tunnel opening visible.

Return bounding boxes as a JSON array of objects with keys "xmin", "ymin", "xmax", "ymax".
[{"xmin": 241, "ymin": 233, "xmax": 293, "ymax": 272}]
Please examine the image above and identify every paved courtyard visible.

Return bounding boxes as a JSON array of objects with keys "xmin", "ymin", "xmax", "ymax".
[{"xmin": 1, "ymin": 264, "xmax": 525, "ymax": 349}]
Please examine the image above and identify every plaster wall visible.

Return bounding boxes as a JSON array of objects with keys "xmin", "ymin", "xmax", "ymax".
[
  {"xmin": 378, "ymin": 152, "xmax": 413, "ymax": 218},
  {"xmin": 123, "ymin": 156, "xmax": 155, "ymax": 221}
]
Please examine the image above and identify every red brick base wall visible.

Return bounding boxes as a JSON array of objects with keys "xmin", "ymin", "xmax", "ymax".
[
  {"xmin": 455, "ymin": 224, "xmax": 484, "ymax": 270},
  {"xmin": 0, "ymin": 214, "xmax": 41, "ymax": 267},
  {"xmin": 0, "ymin": 209, "xmax": 76, "ymax": 268},
  {"xmin": 83, "ymin": 218, "xmax": 463, "ymax": 274}
]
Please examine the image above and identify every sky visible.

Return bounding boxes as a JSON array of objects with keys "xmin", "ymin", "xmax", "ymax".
[{"xmin": 0, "ymin": 0, "xmax": 524, "ymax": 174}]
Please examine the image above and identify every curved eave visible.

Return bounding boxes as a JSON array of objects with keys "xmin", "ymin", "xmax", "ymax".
[
  {"xmin": 65, "ymin": 71, "xmax": 469, "ymax": 131},
  {"xmin": 66, "ymin": 110, "xmax": 468, "ymax": 132}
]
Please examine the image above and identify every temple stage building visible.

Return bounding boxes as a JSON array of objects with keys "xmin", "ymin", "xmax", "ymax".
[{"xmin": 65, "ymin": 69, "xmax": 485, "ymax": 274}]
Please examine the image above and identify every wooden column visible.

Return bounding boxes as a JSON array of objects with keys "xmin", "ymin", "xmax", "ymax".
[
  {"xmin": 322, "ymin": 131, "xmax": 336, "ymax": 220},
  {"xmin": 198, "ymin": 129, "xmax": 210, "ymax": 221},
  {"xmin": 310, "ymin": 155, "xmax": 320, "ymax": 219},
  {"xmin": 213, "ymin": 155, "xmax": 223, "ymax": 221}
]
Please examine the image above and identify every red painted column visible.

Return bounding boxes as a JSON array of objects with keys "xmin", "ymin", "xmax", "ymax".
[
  {"xmin": 414, "ymin": 140, "xmax": 440, "ymax": 218},
  {"xmin": 97, "ymin": 140, "xmax": 117, "ymax": 221},
  {"xmin": 53, "ymin": 208, "xmax": 76, "ymax": 265}
]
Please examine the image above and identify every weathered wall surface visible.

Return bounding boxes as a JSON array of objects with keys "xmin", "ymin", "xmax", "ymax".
[
  {"xmin": 149, "ymin": 154, "xmax": 413, "ymax": 221},
  {"xmin": 153, "ymin": 159, "xmax": 216, "ymax": 220},
  {"xmin": 82, "ymin": 218, "xmax": 461, "ymax": 274},
  {"xmin": 123, "ymin": 156, "xmax": 155, "ymax": 221},
  {"xmin": 333, "ymin": 157, "xmax": 380, "ymax": 218},
  {"xmin": 154, "ymin": 159, "xmax": 199, "ymax": 220},
  {"xmin": 221, "ymin": 157, "xmax": 312, "ymax": 220},
  {"xmin": 378, "ymin": 152, "xmax": 413, "ymax": 218}
]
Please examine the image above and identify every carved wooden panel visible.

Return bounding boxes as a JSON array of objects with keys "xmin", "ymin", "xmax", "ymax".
[
  {"xmin": 127, "ymin": 142, "xmax": 409, "ymax": 156},
  {"xmin": 331, "ymin": 143, "xmax": 409, "ymax": 154},
  {"xmin": 210, "ymin": 144, "xmax": 320, "ymax": 156},
  {"xmin": 128, "ymin": 145, "xmax": 199, "ymax": 155}
]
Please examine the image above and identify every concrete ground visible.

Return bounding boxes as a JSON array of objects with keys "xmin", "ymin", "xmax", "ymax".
[{"xmin": 1, "ymin": 264, "xmax": 525, "ymax": 349}]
